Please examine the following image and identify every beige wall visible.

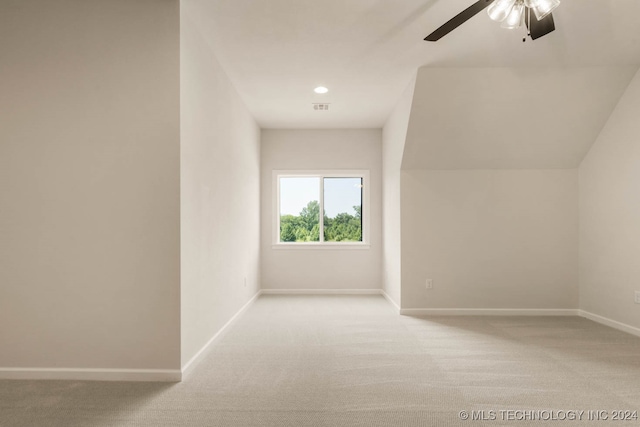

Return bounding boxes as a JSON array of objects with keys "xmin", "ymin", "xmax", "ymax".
[
  {"xmin": 401, "ymin": 169, "xmax": 579, "ymax": 311},
  {"xmin": 579, "ymin": 68, "xmax": 640, "ymax": 330},
  {"xmin": 180, "ymin": 3, "xmax": 261, "ymax": 368},
  {"xmin": 381, "ymin": 78, "xmax": 416, "ymax": 307},
  {"xmin": 0, "ymin": 0, "xmax": 181, "ymax": 372},
  {"xmin": 403, "ymin": 67, "xmax": 636, "ymax": 170},
  {"xmin": 260, "ymin": 129, "xmax": 382, "ymax": 290}
]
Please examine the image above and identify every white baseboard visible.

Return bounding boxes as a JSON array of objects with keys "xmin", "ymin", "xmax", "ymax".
[
  {"xmin": 260, "ymin": 289, "xmax": 382, "ymax": 295},
  {"xmin": 15, "ymin": 295, "xmax": 629, "ymax": 383},
  {"xmin": 400, "ymin": 308, "xmax": 580, "ymax": 316},
  {"xmin": 0, "ymin": 291, "xmax": 263, "ymax": 383},
  {"xmin": 381, "ymin": 290, "xmax": 400, "ymax": 312},
  {"xmin": 579, "ymin": 310, "xmax": 640, "ymax": 338},
  {"xmin": 0, "ymin": 368, "xmax": 181, "ymax": 382},
  {"xmin": 181, "ymin": 290, "xmax": 261, "ymax": 378}
]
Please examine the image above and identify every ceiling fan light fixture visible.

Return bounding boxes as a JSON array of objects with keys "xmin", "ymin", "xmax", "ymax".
[
  {"xmin": 424, "ymin": 0, "xmax": 558, "ymax": 42},
  {"xmin": 501, "ymin": 1, "xmax": 525, "ymax": 29},
  {"xmin": 525, "ymin": 0, "xmax": 560, "ymax": 20},
  {"xmin": 487, "ymin": 0, "xmax": 517, "ymax": 22}
]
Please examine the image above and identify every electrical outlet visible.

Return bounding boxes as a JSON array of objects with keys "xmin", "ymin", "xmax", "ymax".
[
  {"xmin": 635, "ymin": 291, "xmax": 640, "ymax": 304},
  {"xmin": 426, "ymin": 279, "xmax": 433, "ymax": 290}
]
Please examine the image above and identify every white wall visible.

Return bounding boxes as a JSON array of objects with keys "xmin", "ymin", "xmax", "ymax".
[
  {"xmin": 401, "ymin": 170, "xmax": 579, "ymax": 311},
  {"xmin": 403, "ymin": 67, "xmax": 637, "ymax": 170},
  {"xmin": 180, "ymin": 3, "xmax": 261, "ymax": 368},
  {"xmin": 260, "ymin": 129, "xmax": 382, "ymax": 290},
  {"xmin": 579, "ymin": 69, "xmax": 640, "ymax": 331},
  {"xmin": 0, "ymin": 0, "xmax": 181, "ymax": 373},
  {"xmin": 381, "ymin": 78, "xmax": 416, "ymax": 307}
]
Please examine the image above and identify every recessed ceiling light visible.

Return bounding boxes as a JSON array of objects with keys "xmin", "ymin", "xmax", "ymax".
[{"xmin": 314, "ymin": 86, "xmax": 329, "ymax": 94}]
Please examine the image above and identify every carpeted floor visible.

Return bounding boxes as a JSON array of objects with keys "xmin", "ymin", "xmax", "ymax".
[{"xmin": 1, "ymin": 294, "xmax": 639, "ymax": 426}]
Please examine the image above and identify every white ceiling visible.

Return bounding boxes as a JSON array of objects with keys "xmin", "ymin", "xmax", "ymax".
[
  {"xmin": 185, "ymin": 0, "xmax": 640, "ymax": 129},
  {"xmin": 403, "ymin": 66, "xmax": 638, "ymax": 169}
]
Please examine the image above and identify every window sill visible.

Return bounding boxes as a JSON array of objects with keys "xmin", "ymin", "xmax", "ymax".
[{"xmin": 272, "ymin": 243, "xmax": 370, "ymax": 250}]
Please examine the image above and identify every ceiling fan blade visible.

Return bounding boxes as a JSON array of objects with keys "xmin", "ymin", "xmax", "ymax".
[
  {"xmin": 424, "ymin": 0, "xmax": 496, "ymax": 41},
  {"xmin": 526, "ymin": 9, "xmax": 555, "ymax": 40}
]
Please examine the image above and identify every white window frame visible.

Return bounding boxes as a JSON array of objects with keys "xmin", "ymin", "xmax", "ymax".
[{"xmin": 272, "ymin": 170, "xmax": 370, "ymax": 250}]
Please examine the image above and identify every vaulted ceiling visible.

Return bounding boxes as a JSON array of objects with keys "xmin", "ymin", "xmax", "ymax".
[
  {"xmin": 185, "ymin": 0, "xmax": 640, "ymax": 129},
  {"xmin": 185, "ymin": 0, "xmax": 640, "ymax": 168},
  {"xmin": 402, "ymin": 66, "xmax": 638, "ymax": 169}
]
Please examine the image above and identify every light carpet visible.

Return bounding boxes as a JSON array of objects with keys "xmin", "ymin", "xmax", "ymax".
[{"xmin": 1, "ymin": 294, "xmax": 639, "ymax": 426}]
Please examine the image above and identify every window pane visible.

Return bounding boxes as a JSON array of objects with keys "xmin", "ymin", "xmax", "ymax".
[
  {"xmin": 323, "ymin": 177, "xmax": 362, "ymax": 242},
  {"xmin": 279, "ymin": 177, "xmax": 320, "ymax": 242}
]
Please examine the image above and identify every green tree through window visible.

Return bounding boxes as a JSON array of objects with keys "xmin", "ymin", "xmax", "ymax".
[
  {"xmin": 280, "ymin": 201, "xmax": 362, "ymax": 242},
  {"xmin": 278, "ymin": 174, "xmax": 364, "ymax": 244}
]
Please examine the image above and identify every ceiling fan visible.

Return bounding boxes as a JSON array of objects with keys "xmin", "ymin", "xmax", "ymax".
[{"xmin": 424, "ymin": 0, "xmax": 559, "ymax": 42}]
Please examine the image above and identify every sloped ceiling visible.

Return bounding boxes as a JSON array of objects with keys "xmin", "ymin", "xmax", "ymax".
[
  {"xmin": 186, "ymin": 1, "xmax": 640, "ymax": 168},
  {"xmin": 185, "ymin": 0, "xmax": 640, "ymax": 129},
  {"xmin": 402, "ymin": 66, "xmax": 638, "ymax": 169}
]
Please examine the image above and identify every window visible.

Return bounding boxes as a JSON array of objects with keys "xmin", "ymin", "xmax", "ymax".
[{"xmin": 274, "ymin": 171, "xmax": 369, "ymax": 248}]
